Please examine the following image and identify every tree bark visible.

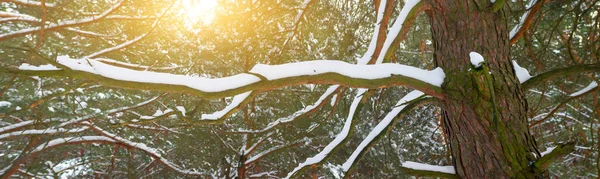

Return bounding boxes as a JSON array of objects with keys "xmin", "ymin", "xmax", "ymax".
[{"xmin": 425, "ymin": 1, "xmax": 542, "ymax": 178}]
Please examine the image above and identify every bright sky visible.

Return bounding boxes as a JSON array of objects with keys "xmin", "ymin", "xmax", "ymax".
[{"xmin": 180, "ymin": 0, "xmax": 218, "ymax": 25}]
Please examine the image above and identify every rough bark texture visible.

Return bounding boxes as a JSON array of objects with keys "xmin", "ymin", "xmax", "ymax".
[{"xmin": 425, "ymin": 1, "xmax": 542, "ymax": 178}]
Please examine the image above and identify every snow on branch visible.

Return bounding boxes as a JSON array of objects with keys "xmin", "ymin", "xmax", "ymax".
[
  {"xmin": 234, "ymin": 86, "xmax": 340, "ymax": 134},
  {"xmin": 31, "ymin": 136, "xmax": 116, "ymax": 153},
  {"xmin": 522, "ymin": 63, "xmax": 600, "ymax": 89},
  {"xmin": 59, "ymin": 95, "xmax": 162, "ymax": 127},
  {"xmin": 0, "ymin": 11, "xmax": 38, "ymax": 21},
  {"xmin": 529, "ymin": 81, "xmax": 598, "ymax": 128},
  {"xmin": 356, "ymin": 0, "xmax": 388, "ymax": 65},
  {"xmin": 0, "ymin": 120, "xmax": 35, "ymax": 134},
  {"xmin": 342, "ymin": 90, "xmax": 429, "ymax": 175},
  {"xmin": 249, "ymin": 60, "xmax": 445, "ymax": 86},
  {"xmin": 244, "ymin": 139, "xmax": 306, "ymax": 165},
  {"xmin": 201, "ymin": 91, "xmax": 254, "ymax": 121},
  {"xmin": 512, "ymin": 60, "xmax": 532, "ymax": 83},
  {"xmin": 285, "ymin": 89, "xmax": 367, "ymax": 178},
  {"xmin": 399, "ymin": 161, "xmax": 457, "ymax": 178},
  {"xmin": 0, "ymin": 127, "xmax": 88, "ymax": 140},
  {"xmin": 375, "ymin": 0, "xmax": 423, "ymax": 64},
  {"xmin": 6, "ymin": 56, "xmax": 445, "ymax": 100},
  {"xmin": 95, "ymin": 58, "xmax": 180, "ymax": 71},
  {"xmin": 509, "ymin": 0, "xmax": 544, "ymax": 44},
  {"xmin": 0, "ymin": 0, "xmax": 124, "ymax": 41},
  {"xmin": 569, "ymin": 81, "xmax": 598, "ymax": 97}
]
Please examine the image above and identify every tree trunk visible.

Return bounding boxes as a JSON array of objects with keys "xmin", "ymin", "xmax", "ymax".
[{"xmin": 425, "ymin": 1, "xmax": 543, "ymax": 178}]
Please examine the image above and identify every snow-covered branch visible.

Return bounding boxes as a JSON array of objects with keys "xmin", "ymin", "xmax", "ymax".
[
  {"xmin": 342, "ymin": 90, "xmax": 432, "ymax": 175},
  {"xmin": 509, "ymin": 0, "xmax": 544, "ymax": 44},
  {"xmin": 5, "ymin": 56, "xmax": 445, "ymax": 101},
  {"xmin": 522, "ymin": 63, "xmax": 600, "ymax": 89},
  {"xmin": 0, "ymin": 127, "xmax": 88, "ymax": 140},
  {"xmin": 376, "ymin": 0, "xmax": 423, "ymax": 64},
  {"xmin": 285, "ymin": 89, "xmax": 367, "ymax": 178}
]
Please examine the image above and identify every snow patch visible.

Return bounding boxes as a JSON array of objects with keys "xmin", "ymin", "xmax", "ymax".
[
  {"xmin": 512, "ymin": 60, "xmax": 532, "ymax": 83},
  {"xmin": 570, "ymin": 81, "xmax": 598, "ymax": 97},
  {"xmin": 469, "ymin": 52, "xmax": 485, "ymax": 67},
  {"xmin": 18, "ymin": 63, "xmax": 61, "ymax": 71},
  {"xmin": 201, "ymin": 91, "xmax": 252, "ymax": 120},
  {"xmin": 0, "ymin": 101, "xmax": 11, "ymax": 107},
  {"xmin": 401, "ymin": 161, "xmax": 456, "ymax": 174}
]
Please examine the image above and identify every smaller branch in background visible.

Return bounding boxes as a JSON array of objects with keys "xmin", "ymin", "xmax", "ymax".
[
  {"xmin": 2, "ymin": 0, "xmax": 56, "ymax": 8},
  {"xmin": 85, "ymin": 2, "xmax": 174, "ymax": 59},
  {"xmin": 0, "ymin": 0, "xmax": 125, "ymax": 41},
  {"xmin": 0, "ymin": 75, "xmax": 16, "ymax": 98},
  {"xmin": 34, "ymin": 0, "xmax": 47, "ymax": 50},
  {"xmin": 509, "ymin": 0, "xmax": 544, "ymax": 44},
  {"xmin": 529, "ymin": 81, "xmax": 599, "ymax": 127},
  {"xmin": 531, "ymin": 142, "xmax": 576, "ymax": 173}
]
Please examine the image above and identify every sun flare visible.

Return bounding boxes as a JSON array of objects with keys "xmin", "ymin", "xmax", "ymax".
[{"xmin": 180, "ymin": 0, "xmax": 218, "ymax": 25}]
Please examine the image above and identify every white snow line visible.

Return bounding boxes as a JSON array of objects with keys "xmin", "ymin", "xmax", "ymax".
[
  {"xmin": 59, "ymin": 96, "xmax": 161, "ymax": 127},
  {"xmin": 540, "ymin": 146, "xmax": 556, "ymax": 157},
  {"xmin": 45, "ymin": 56, "xmax": 443, "ymax": 96},
  {"xmin": 375, "ymin": 0, "xmax": 421, "ymax": 64},
  {"xmin": 0, "ymin": 121, "xmax": 35, "ymax": 134},
  {"xmin": 285, "ymin": 89, "xmax": 367, "ymax": 179},
  {"xmin": 357, "ymin": 0, "xmax": 387, "ymax": 65},
  {"xmin": 31, "ymin": 136, "xmax": 116, "ymax": 153},
  {"xmin": 201, "ymin": 91, "xmax": 252, "ymax": 120},
  {"xmin": 250, "ymin": 60, "xmax": 445, "ymax": 87},
  {"xmin": 0, "ymin": 127, "xmax": 88, "ymax": 140},
  {"xmin": 0, "ymin": 11, "xmax": 38, "ymax": 20},
  {"xmin": 401, "ymin": 161, "xmax": 456, "ymax": 174},
  {"xmin": 54, "ymin": 56, "xmax": 261, "ymax": 93},
  {"xmin": 342, "ymin": 90, "xmax": 424, "ymax": 172},
  {"xmin": 95, "ymin": 58, "xmax": 179, "ymax": 70},
  {"xmin": 235, "ymin": 85, "xmax": 339, "ymax": 133},
  {"xmin": 569, "ymin": 81, "xmax": 598, "ymax": 97},
  {"xmin": 18, "ymin": 63, "xmax": 61, "ymax": 71}
]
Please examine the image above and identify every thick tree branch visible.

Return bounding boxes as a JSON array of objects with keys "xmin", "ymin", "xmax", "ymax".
[
  {"xmin": 531, "ymin": 142, "xmax": 576, "ymax": 173},
  {"xmin": 1, "ymin": 59, "xmax": 445, "ymax": 101},
  {"xmin": 522, "ymin": 63, "xmax": 600, "ymax": 89}
]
